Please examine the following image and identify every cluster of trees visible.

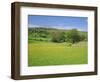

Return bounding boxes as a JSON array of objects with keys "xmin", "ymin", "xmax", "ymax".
[
  {"xmin": 52, "ymin": 29, "xmax": 87, "ymax": 43},
  {"xmin": 28, "ymin": 27, "xmax": 87, "ymax": 44}
]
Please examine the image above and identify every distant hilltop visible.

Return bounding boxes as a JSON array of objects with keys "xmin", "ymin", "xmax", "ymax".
[
  {"xmin": 28, "ymin": 25, "xmax": 87, "ymax": 32},
  {"xmin": 28, "ymin": 24, "xmax": 87, "ymax": 32}
]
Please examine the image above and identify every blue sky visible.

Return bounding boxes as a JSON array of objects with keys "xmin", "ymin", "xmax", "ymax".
[{"xmin": 28, "ymin": 15, "xmax": 88, "ymax": 31}]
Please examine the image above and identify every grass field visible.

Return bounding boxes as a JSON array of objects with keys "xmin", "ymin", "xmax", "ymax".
[{"xmin": 28, "ymin": 41, "xmax": 88, "ymax": 66}]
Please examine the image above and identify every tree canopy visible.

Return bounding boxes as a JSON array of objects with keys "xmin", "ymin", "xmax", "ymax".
[{"xmin": 28, "ymin": 27, "xmax": 87, "ymax": 44}]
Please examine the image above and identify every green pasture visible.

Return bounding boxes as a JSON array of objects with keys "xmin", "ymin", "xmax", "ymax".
[{"xmin": 28, "ymin": 41, "xmax": 88, "ymax": 66}]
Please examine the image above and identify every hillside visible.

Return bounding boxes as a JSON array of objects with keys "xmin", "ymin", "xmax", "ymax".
[{"xmin": 28, "ymin": 27, "xmax": 87, "ymax": 43}]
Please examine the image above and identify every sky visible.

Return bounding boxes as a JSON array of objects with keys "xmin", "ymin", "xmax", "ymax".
[{"xmin": 28, "ymin": 15, "xmax": 88, "ymax": 31}]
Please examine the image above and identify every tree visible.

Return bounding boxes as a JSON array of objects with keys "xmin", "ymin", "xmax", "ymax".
[
  {"xmin": 51, "ymin": 31, "xmax": 66, "ymax": 43},
  {"xmin": 79, "ymin": 33, "xmax": 87, "ymax": 41},
  {"xmin": 66, "ymin": 29, "xmax": 80, "ymax": 43}
]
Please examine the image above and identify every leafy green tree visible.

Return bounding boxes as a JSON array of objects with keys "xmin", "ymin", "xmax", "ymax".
[
  {"xmin": 79, "ymin": 33, "xmax": 87, "ymax": 41},
  {"xmin": 66, "ymin": 29, "xmax": 80, "ymax": 43},
  {"xmin": 52, "ymin": 31, "xmax": 66, "ymax": 43}
]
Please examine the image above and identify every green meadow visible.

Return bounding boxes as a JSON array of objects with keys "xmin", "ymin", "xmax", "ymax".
[
  {"xmin": 28, "ymin": 41, "xmax": 88, "ymax": 66},
  {"xmin": 28, "ymin": 27, "xmax": 88, "ymax": 66}
]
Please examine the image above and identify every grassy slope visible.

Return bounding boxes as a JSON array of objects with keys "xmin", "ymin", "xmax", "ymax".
[{"xmin": 28, "ymin": 41, "xmax": 88, "ymax": 66}]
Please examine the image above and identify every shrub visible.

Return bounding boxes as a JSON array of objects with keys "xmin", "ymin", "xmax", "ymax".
[
  {"xmin": 67, "ymin": 43, "xmax": 72, "ymax": 47},
  {"xmin": 51, "ymin": 32, "xmax": 66, "ymax": 43},
  {"xmin": 66, "ymin": 29, "xmax": 81, "ymax": 43}
]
